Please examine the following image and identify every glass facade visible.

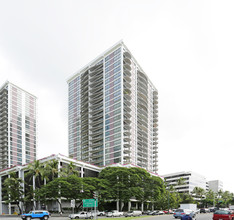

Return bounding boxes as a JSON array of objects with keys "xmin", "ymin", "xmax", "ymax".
[
  {"xmin": 0, "ymin": 82, "xmax": 37, "ymax": 169},
  {"xmin": 68, "ymin": 76, "xmax": 81, "ymax": 160},
  {"xmin": 104, "ymin": 47, "xmax": 122, "ymax": 165},
  {"xmin": 68, "ymin": 42, "xmax": 158, "ymax": 173}
]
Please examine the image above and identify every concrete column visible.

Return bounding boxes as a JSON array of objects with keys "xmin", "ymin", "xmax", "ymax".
[
  {"xmin": 33, "ymin": 175, "xmax": 36, "ymax": 210},
  {"xmin": 121, "ymin": 201, "xmax": 124, "ymax": 211},
  {"xmin": 8, "ymin": 174, "xmax": 11, "ymax": 214},
  {"xmin": 81, "ymin": 166, "xmax": 84, "ymax": 178},
  {"xmin": 58, "ymin": 160, "xmax": 61, "ymax": 213},
  {"xmin": 136, "ymin": 202, "xmax": 138, "ymax": 210},
  {"xmin": 0, "ymin": 176, "xmax": 2, "ymax": 214},
  {"xmin": 116, "ymin": 199, "xmax": 119, "ymax": 211},
  {"xmin": 19, "ymin": 170, "xmax": 24, "ymax": 213},
  {"xmin": 128, "ymin": 201, "xmax": 131, "ymax": 211},
  {"xmin": 141, "ymin": 202, "xmax": 144, "ymax": 212}
]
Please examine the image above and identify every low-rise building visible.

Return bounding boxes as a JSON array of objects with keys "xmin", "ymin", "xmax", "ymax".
[
  {"xmin": 163, "ymin": 171, "xmax": 209, "ymax": 193},
  {"xmin": 0, "ymin": 154, "xmax": 101, "ymax": 214}
]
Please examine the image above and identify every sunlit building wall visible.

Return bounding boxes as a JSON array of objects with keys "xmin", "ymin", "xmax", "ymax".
[
  {"xmin": 163, "ymin": 171, "xmax": 209, "ymax": 193},
  {"xmin": 0, "ymin": 81, "xmax": 37, "ymax": 169},
  {"xmin": 67, "ymin": 41, "xmax": 158, "ymax": 173},
  {"xmin": 208, "ymin": 180, "xmax": 223, "ymax": 193}
]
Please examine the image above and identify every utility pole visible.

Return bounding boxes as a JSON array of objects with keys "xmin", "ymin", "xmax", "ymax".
[{"xmin": 93, "ymin": 192, "xmax": 98, "ymax": 220}]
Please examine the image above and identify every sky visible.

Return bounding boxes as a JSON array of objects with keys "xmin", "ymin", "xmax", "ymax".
[{"xmin": 1, "ymin": 0, "xmax": 234, "ymax": 192}]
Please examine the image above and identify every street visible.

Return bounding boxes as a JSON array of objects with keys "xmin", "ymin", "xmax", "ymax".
[{"xmin": 0, "ymin": 213, "xmax": 213, "ymax": 220}]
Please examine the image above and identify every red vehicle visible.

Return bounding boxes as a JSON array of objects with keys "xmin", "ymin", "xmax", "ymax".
[{"xmin": 213, "ymin": 210, "xmax": 234, "ymax": 220}]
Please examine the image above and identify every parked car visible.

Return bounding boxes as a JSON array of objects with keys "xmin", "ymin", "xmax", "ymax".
[
  {"xmin": 143, "ymin": 210, "xmax": 151, "ymax": 215},
  {"xmin": 148, "ymin": 211, "xmax": 158, "ymax": 215},
  {"xmin": 210, "ymin": 208, "xmax": 217, "ymax": 213},
  {"xmin": 164, "ymin": 210, "xmax": 173, "ymax": 214},
  {"xmin": 21, "ymin": 210, "xmax": 50, "ymax": 220},
  {"xmin": 152, "ymin": 211, "xmax": 160, "ymax": 215},
  {"xmin": 124, "ymin": 210, "xmax": 142, "ymax": 217},
  {"xmin": 91, "ymin": 210, "xmax": 105, "ymax": 216},
  {"xmin": 106, "ymin": 210, "xmax": 124, "ymax": 217},
  {"xmin": 69, "ymin": 211, "xmax": 96, "ymax": 219},
  {"xmin": 158, "ymin": 211, "xmax": 164, "ymax": 215},
  {"xmin": 213, "ymin": 210, "xmax": 234, "ymax": 220},
  {"xmin": 97, "ymin": 211, "xmax": 105, "ymax": 216},
  {"xmin": 173, "ymin": 209, "xmax": 196, "ymax": 219},
  {"xmin": 200, "ymin": 208, "xmax": 210, "ymax": 213}
]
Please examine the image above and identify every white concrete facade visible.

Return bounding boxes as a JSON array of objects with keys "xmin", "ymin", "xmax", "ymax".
[
  {"xmin": 208, "ymin": 180, "xmax": 223, "ymax": 193},
  {"xmin": 163, "ymin": 171, "xmax": 209, "ymax": 193}
]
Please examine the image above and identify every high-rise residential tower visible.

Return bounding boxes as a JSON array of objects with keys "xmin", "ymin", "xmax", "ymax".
[
  {"xmin": 67, "ymin": 41, "xmax": 158, "ymax": 172},
  {"xmin": 0, "ymin": 81, "xmax": 37, "ymax": 169}
]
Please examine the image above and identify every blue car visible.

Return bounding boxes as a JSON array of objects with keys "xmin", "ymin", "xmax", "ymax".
[
  {"xmin": 21, "ymin": 210, "xmax": 50, "ymax": 220},
  {"xmin": 173, "ymin": 209, "xmax": 196, "ymax": 219}
]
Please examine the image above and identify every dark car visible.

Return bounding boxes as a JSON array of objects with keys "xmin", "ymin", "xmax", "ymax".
[
  {"xmin": 200, "ymin": 208, "xmax": 206, "ymax": 213},
  {"xmin": 213, "ymin": 210, "xmax": 234, "ymax": 220},
  {"xmin": 173, "ymin": 209, "xmax": 196, "ymax": 219},
  {"xmin": 210, "ymin": 208, "xmax": 218, "ymax": 213}
]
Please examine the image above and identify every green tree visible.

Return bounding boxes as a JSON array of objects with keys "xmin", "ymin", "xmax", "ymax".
[
  {"xmin": 191, "ymin": 187, "xmax": 205, "ymax": 207},
  {"xmin": 180, "ymin": 192, "xmax": 194, "ymax": 204},
  {"xmin": 150, "ymin": 176, "xmax": 166, "ymax": 209},
  {"xmin": 25, "ymin": 160, "xmax": 45, "ymax": 188},
  {"xmin": 61, "ymin": 162, "xmax": 79, "ymax": 177},
  {"xmin": 222, "ymin": 191, "xmax": 233, "ymax": 207},
  {"xmin": 3, "ymin": 172, "xmax": 24, "ymax": 214},
  {"xmin": 164, "ymin": 182, "xmax": 181, "ymax": 209},
  {"xmin": 99, "ymin": 167, "xmax": 165, "ymax": 211},
  {"xmin": 191, "ymin": 187, "xmax": 205, "ymax": 200},
  {"xmin": 45, "ymin": 159, "xmax": 59, "ymax": 181},
  {"xmin": 99, "ymin": 167, "xmax": 144, "ymax": 210},
  {"xmin": 38, "ymin": 177, "xmax": 71, "ymax": 212},
  {"xmin": 203, "ymin": 189, "xmax": 215, "ymax": 207}
]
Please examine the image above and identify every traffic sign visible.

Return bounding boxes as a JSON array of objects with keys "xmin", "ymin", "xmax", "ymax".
[{"xmin": 83, "ymin": 199, "xmax": 98, "ymax": 208}]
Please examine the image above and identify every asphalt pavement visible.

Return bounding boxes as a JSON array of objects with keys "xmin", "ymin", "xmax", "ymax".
[{"xmin": 0, "ymin": 213, "xmax": 213, "ymax": 220}]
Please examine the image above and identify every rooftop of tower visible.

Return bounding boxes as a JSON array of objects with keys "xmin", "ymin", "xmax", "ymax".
[
  {"xmin": 67, "ymin": 40, "xmax": 157, "ymax": 91},
  {"xmin": 0, "ymin": 80, "xmax": 37, "ymax": 98}
]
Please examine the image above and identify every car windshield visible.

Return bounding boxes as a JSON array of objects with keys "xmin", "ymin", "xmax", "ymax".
[
  {"xmin": 215, "ymin": 211, "xmax": 231, "ymax": 215},
  {"xmin": 175, "ymin": 209, "xmax": 184, "ymax": 212}
]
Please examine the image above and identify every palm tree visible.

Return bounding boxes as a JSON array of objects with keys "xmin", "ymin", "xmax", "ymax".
[
  {"xmin": 25, "ymin": 160, "xmax": 45, "ymax": 209},
  {"xmin": 221, "ymin": 191, "xmax": 233, "ymax": 207},
  {"xmin": 45, "ymin": 159, "xmax": 59, "ymax": 181},
  {"xmin": 61, "ymin": 162, "xmax": 79, "ymax": 177},
  {"xmin": 205, "ymin": 189, "xmax": 215, "ymax": 207},
  {"xmin": 25, "ymin": 160, "xmax": 45, "ymax": 188},
  {"xmin": 191, "ymin": 187, "xmax": 205, "ymax": 206},
  {"xmin": 177, "ymin": 178, "xmax": 186, "ymax": 189},
  {"xmin": 3, "ymin": 172, "xmax": 24, "ymax": 214}
]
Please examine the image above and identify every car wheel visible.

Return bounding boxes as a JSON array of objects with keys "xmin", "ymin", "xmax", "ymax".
[
  {"xmin": 75, "ymin": 217, "xmax": 79, "ymax": 219},
  {"xmin": 44, "ymin": 216, "xmax": 48, "ymax": 220},
  {"xmin": 26, "ymin": 217, "xmax": 31, "ymax": 220}
]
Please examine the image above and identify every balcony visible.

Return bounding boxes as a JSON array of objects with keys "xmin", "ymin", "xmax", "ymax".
[
  {"xmin": 124, "ymin": 51, "xmax": 131, "ymax": 59},
  {"xmin": 123, "ymin": 63, "xmax": 131, "ymax": 71}
]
